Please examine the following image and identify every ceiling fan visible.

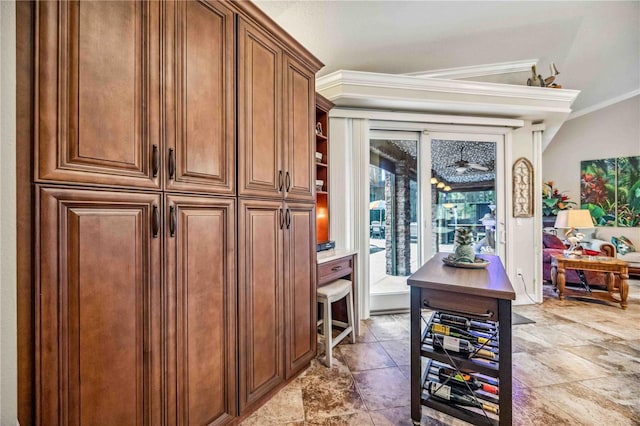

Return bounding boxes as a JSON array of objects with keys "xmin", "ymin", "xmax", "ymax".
[{"xmin": 449, "ymin": 147, "xmax": 490, "ymax": 174}]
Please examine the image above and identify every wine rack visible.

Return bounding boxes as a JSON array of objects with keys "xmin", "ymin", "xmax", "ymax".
[
  {"xmin": 408, "ymin": 253, "xmax": 515, "ymax": 426},
  {"xmin": 419, "ymin": 311, "xmax": 502, "ymax": 425}
]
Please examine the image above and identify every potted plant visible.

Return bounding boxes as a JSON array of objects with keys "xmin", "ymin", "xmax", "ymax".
[{"xmin": 542, "ymin": 181, "xmax": 576, "ymax": 226}]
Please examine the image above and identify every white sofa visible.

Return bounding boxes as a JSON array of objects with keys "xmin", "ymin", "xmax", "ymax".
[{"xmin": 588, "ymin": 239, "xmax": 640, "ymax": 277}]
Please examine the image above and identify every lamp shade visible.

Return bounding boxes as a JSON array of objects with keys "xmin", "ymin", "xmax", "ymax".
[
  {"xmin": 431, "ymin": 177, "xmax": 438, "ymax": 185},
  {"xmin": 437, "ymin": 181, "xmax": 445, "ymax": 189},
  {"xmin": 554, "ymin": 209, "xmax": 593, "ymax": 229}
]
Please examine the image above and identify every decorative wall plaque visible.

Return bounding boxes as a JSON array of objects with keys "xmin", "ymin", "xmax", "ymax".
[{"xmin": 513, "ymin": 157, "xmax": 534, "ymax": 218}]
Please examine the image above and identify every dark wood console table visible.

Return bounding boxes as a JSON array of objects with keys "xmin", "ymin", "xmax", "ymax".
[{"xmin": 408, "ymin": 253, "xmax": 515, "ymax": 425}]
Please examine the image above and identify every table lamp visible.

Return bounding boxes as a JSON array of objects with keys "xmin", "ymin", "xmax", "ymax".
[{"xmin": 554, "ymin": 209, "xmax": 594, "ymax": 254}]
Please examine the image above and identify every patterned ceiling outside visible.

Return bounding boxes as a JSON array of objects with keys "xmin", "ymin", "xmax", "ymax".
[
  {"xmin": 431, "ymin": 140, "xmax": 495, "ymax": 184},
  {"xmin": 374, "ymin": 139, "xmax": 495, "ymax": 184}
]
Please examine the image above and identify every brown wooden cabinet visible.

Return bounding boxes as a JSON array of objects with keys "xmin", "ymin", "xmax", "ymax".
[
  {"xmin": 37, "ymin": 187, "xmax": 163, "ymax": 425},
  {"xmin": 164, "ymin": 0, "xmax": 236, "ymax": 195},
  {"xmin": 238, "ymin": 18, "xmax": 316, "ymax": 201},
  {"xmin": 237, "ymin": 18, "xmax": 283, "ymax": 199},
  {"xmin": 284, "ymin": 202, "xmax": 317, "ymax": 377},
  {"xmin": 238, "ymin": 199, "xmax": 317, "ymax": 411},
  {"xmin": 283, "ymin": 55, "xmax": 316, "ymax": 202},
  {"xmin": 36, "ymin": 1, "xmax": 162, "ymax": 190},
  {"xmin": 27, "ymin": 1, "xmax": 322, "ymax": 425},
  {"xmin": 165, "ymin": 195, "xmax": 236, "ymax": 425},
  {"xmin": 238, "ymin": 199, "xmax": 285, "ymax": 410}
]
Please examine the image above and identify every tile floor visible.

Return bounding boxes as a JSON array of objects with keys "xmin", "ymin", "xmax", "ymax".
[{"xmin": 241, "ymin": 280, "xmax": 640, "ymax": 425}]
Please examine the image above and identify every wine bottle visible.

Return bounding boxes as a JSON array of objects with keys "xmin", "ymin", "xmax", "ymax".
[
  {"xmin": 431, "ymin": 323, "xmax": 490, "ymax": 345},
  {"xmin": 438, "ymin": 367, "xmax": 499, "ymax": 395},
  {"xmin": 438, "ymin": 313, "xmax": 492, "ymax": 331},
  {"xmin": 427, "ymin": 382, "xmax": 499, "ymax": 414},
  {"xmin": 431, "ymin": 334, "xmax": 496, "ymax": 359}
]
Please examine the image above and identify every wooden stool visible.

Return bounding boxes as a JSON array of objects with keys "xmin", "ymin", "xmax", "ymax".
[{"xmin": 317, "ymin": 278, "xmax": 355, "ymax": 367}]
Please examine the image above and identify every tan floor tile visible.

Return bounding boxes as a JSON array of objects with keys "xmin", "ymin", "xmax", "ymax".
[
  {"xmin": 530, "ymin": 381, "xmax": 639, "ymax": 425},
  {"xmin": 305, "ymin": 411, "xmax": 374, "ymax": 425},
  {"xmin": 512, "ymin": 386, "xmax": 576, "ymax": 426},
  {"xmin": 336, "ymin": 342, "xmax": 396, "ymax": 371},
  {"xmin": 512, "ymin": 348, "xmax": 609, "ymax": 387},
  {"xmin": 240, "ymin": 381, "xmax": 305, "ymax": 425},
  {"xmin": 563, "ymin": 343, "xmax": 640, "ymax": 374},
  {"xmin": 379, "ymin": 339, "xmax": 410, "ymax": 366},
  {"xmin": 301, "ymin": 380, "xmax": 366, "ymax": 422},
  {"xmin": 580, "ymin": 373, "xmax": 640, "ymax": 415},
  {"xmin": 352, "ymin": 367, "xmax": 410, "ymax": 411}
]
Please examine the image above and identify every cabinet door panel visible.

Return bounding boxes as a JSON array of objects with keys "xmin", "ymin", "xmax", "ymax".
[
  {"xmin": 37, "ymin": 1, "xmax": 161, "ymax": 189},
  {"xmin": 165, "ymin": 0, "xmax": 235, "ymax": 194},
  {"xmin": 284, "ymin": 202, "xmax": 317, "ymax": 377},
  {"xmin": 238, "ymin": 199, "xmax": 284, "ymax": 411},
  {"xmin": 283, "ymin": 56, "xmax": 315, "ymax": 201},
  {"xmin": 237, "ymin": 18, "xmax": 283, "ymax": 198},
  {"xmin": 37, "ymin": 187, "xmax": 162, "ymax": 425},
  {"xmin": 166, "ymin": 195, "xmax": 236, "ymax": 425}
]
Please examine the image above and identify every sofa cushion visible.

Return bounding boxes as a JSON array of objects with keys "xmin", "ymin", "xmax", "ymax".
[
  {"xmin": 611, "ymin": 236, "xmax": 635, "ymax": 255},
  {"xmin": 543, "ymin": 233, "xmax": 565, "ymax": 249}
]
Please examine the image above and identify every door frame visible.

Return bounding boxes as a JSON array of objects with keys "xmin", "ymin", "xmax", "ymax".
[
  {"xmin": 367, "ymin": 130, "xmax": 422, "ymax": 313},
  {"xmin": 359, "ymin": 121, "xmax": 512, "ymax": 316}
]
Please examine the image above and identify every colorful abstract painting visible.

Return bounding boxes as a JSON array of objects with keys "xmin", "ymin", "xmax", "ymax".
[
  {"xmin": 580, "ymin": 156, "xmax": 640, "ymax": 227},
  {"xmin": 616, "ymin": 156, "xmax": 640, "ymax": 227},
  {"xmin": 581, "ymin": 158, "xmax": 617, "ymax": 226}
]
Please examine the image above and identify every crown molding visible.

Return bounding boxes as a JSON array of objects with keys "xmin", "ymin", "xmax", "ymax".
[
  {"xmin": 567, "ymin": 89, "xmax": 640, "ymax": 121},
  {"xmin": 405, "ymin": 59, "xmax": 538, "ymax": 80},
  {"xmin": 316, "ymin": 70, "xmax": 580, "ymax": 105}
]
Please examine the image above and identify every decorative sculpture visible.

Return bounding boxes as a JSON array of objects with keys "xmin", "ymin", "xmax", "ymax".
[{"xmin": 527, "ymin": 63, "xmax": 561, "ymax": 88}]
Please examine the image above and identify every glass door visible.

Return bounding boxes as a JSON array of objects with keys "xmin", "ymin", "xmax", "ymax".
[
  {"xmin": 427, "ymin": 134, "xmax": 505, "ymax": 263},
  {"xmin": 369, "ymin": 131, "xmax": 420, "ymax": 312}
]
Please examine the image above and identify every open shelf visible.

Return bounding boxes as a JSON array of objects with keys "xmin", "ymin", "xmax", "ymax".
[{"xmin": 315, "ymin": 93, "xmax": 334, "ymax": 245}]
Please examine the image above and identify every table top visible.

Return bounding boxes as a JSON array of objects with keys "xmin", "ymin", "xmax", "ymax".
[
  {"xmin": 317, "ymin": 248, "xmax": 358, "ymax": 264},
  {"xmin": 551, "ymin": 253, "xmax": 628, "ymax": 267},
  {"xmin": 407, "ymin": 252, "xmax": 515, "ymax": 300}
]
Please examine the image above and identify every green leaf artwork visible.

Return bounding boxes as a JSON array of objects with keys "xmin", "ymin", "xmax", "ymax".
[{"xmin": 580, "ymin": 156, "xmax": 640, "ymax": 227}]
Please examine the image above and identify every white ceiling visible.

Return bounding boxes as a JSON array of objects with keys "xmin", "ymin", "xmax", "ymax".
[{"xmin": 254, "ymin": 1, "xmax": 640, "ymax": 114}]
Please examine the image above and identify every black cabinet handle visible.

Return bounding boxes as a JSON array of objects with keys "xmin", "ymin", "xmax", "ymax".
[
  {"xmin": 279, "ymin": 208, "xmax": 284, "ymax": 229},
  {"xmin": 168, "ymin": 148, "xmax": 175, "ymax": 180},
  {"xmin": 331, "ymin": 265, "xmax": 343, "ymax": 272},
  {"xmin": 170, "ymin": 205, "xmax": 176, "ymax": 237},
  {"xmin": 278, "ymin": 170, "xmax": 283, "ymax": 192},
  {"xmin": 152, "ymin": 205, "xmax": 159, "ymax": 238},
  {"xmin": 285, "ymin": 208, "xmax": 291, "ymax": 229},
  {"xmin": 152, "ymin": 145, "xmax": 159, "ymax": 177},
  {"xmin": 285, "ymin": 171, "xmax": 291, "ymax": 192}
]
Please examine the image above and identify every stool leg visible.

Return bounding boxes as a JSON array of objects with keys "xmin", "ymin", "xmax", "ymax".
[
  {"xmin": 346, "ymin": 291, "xmax": 356, "ymax": 344},
  {"xmin": 323, "ymin": 298, "xmax": 332, "ymax": 367}
]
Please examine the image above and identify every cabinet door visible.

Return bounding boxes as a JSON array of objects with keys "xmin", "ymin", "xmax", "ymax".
[
  {"xmin": 283, "ymin": 55, "xmax": 316, "ymax": 201},
  {"xmin": 165, "ymin": 0, "xmax": 235, "ymax": 195},
  {"xmin": 283, "ymin": 202, "xmax": 317, "ymax": 378},
  {"xmin": 238, "ymin": 199, "xmax": 284, "ymax": 412},
  {"xmin": 237, "ymin": 18, "xmax": 283, "ymax": 199},
  {"xmin": 37, "ymin": 187, "xmax": 162, "ymax": 425},
  {"xmin": 165, "ymin": 195, "xmax": 236, "ymax": 425},
  {"xmin": 36, "ymin": 1, "xmax": 161, "ymax": 189}
]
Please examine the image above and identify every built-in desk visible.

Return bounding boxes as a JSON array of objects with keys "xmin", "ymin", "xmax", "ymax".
[
  {"xmin": 408, "ymin": 253, "xmax": 515, "ymax": 425},
  {"xmin": 317, "ymin": 249, "xmax": 359, "ymax": 335}
]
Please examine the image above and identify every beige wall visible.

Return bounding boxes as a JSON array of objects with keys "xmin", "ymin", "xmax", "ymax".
[
  {"xmin": 543, "ymin": 95, "xmax": 640, "ymax": 245},
  {"xmin": 1, "ymin": 1, "xmax": 18, "ymax": 424}
]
